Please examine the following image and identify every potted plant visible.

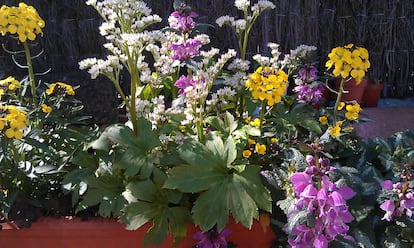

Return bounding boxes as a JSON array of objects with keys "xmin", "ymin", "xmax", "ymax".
[{"xmin": 362, "ymin": 78, "xmax": 384, "ymax": 107}]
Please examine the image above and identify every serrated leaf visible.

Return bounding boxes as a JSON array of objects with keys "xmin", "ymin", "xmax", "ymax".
[
  {"xmin": 125, "ymin": 180, "xmax": 157, "ymax": 202},
  {"xmin": 192, "ymin": 183, "xmax": 229, "ymax": 231},
  {"xmin": 123, "ymin": 201, "xmax": 158, "ymax": 230},
  {"xmin": 178, "ymin": 138, "xmax": 223, "ymax": 168},
  {"xmin": 227, "ymin": 180, "xmax": 258, "ymax": 229}
]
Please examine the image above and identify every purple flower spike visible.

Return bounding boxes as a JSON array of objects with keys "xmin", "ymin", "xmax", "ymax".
[
  {"xmin": 174, "ymin": 75, "xmax": 195, "ymax": 95},
  {"xmin": 380, "ymin": 199, "xmax": 395, "ymax": 222},
  {"xmin": 169, "ymin": 10, "xmax": 198, "ymax": 34},
  {"xmin": 313, "ymin": 234, "xmax": 328, "ymax": 248},
  {"xmin": 194, "ymin": 228, "xmax": 231, "ymax": 248},
  {"xmin": 381, "ymin": 180, "xmax": 393, "ymax": 190},
  {"xmin": 298, "ymin": 66, "xmax": 318, "ymax": 83},
  {"xmin": 170, "ymin": 39, "xmax": 202, "ymax": 61}
]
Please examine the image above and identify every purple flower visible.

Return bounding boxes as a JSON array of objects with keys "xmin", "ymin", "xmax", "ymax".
[
  {"xmin": 290, "ymin": 172, "xmax": 312, "ymax": 194},
  {"xmin": 380, "ymin": 199, "xmax": 395, "ymax": 222},
  {"xmin": 170, "ymin": 39, "xmax": 202, "ymax": 61},
  {"xmin": 313, "ymin": 234, "xmax": 328, "ymax": 248},
  {"xmin": 298, "ymin": 66, "xmax": 318, "ymax": 83},
  {"xmin": 293, "ymin": 83, "xmax": 325, "ymax": 105},
  {"xmin": 169, "ymin": 10, "xmax": 198, "ymax": 34},
  {"xmin": 174, "ymin": 75, "xmax": 195, "ymax": 95},
  {"xmin": 193, "ymin": 228, "xmax": 231, "ymax": 248},
  {"xmin": 381, "ymin": 180, "xmax": 393, "ymax": 190}
]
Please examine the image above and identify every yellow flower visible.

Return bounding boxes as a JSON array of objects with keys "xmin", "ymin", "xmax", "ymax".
[
  {"xmin": 46, "ymin": 82, "xmax": 75, "ymax": 96},
  {"xmin": 250, "ymin": 118, "xmax": 261, "ymax": 127},
  {"xmin": 247, "ymin": 138, "xmax": 256, "ymax": 146},
  {"xmin": 41, "ymin": 104, "xmax": 52, "ymax": 113},
  {"xmin": 255, "ymin": 143, "xmax": 266, "ymax": 155},
  {"xmin": 0, "ymin": 3, "xmax": 45, "ymax": 42},
  {"xmin": 0, "ymin": 118, "xmax": 6, "ymax": 130},
  {"xmin": 246, "ymin": 66, "xmax": 288, "ymax": 106},
  {"xmin": 271, "ymin": 137, "xmax": 278, "ymax": 143},
  {"xmin": 345, "ymin": 102, "xmax": 361, "ymax": 120},
  {"xmin": 337, "ymin": 102, "xmax": 345, "ymax": 110},
  {"xmin": 5, "ymin": 126, "xmax": 23, "ymax": 139},
  {"xmin": 242, "ymin": 150, "xmax": 252, "ymax": 158},
  {"xmin": 319, "ymin": 116, "xmax": 328, "ymax": 125},
  {"xmin": 328, "ymin": 124, "xmax": 341, "ymax": 138},
  {"xmin": 0, "ymin": 76, "xmax": 20, "ymax": 91}
]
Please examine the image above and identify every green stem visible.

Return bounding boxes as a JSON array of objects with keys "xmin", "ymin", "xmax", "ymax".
[
  {"xmin": 259, "ymin": 100, "xmax": 266, "ymax": 137},
  {"xmin": 23, "ymin": 42, "xmax": 37, "ymax": 106},
  {"xmin": 333, "ymin": 78, "xmax": 345, "ymax": 122}
]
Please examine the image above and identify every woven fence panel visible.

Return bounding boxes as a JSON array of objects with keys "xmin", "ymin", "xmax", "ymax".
[{"xmin": 0, "ymin": 0, "xmax": 413, "ymax": 105}]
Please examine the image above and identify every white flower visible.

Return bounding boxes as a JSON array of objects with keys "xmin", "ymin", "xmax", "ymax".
[
  {"xmin": 235, "ymin": 0, "xmax": 250, "ymax": 11},
  {"xmin": 234, "ymin": 19, "xmax": 247, "ymax": 33},
  {"xmin": 228, "ymin": 59, "xmax": 250, "ymax": 72},
  {"xmin": 216, "ymin": 15, "xmax": 235, "ymax": 27},
  {"xmin": 253, "ymin": 54, "xmax": 270, "ymax": 66}
]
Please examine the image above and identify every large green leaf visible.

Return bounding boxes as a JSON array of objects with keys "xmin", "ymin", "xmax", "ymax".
[
  {"xmin": 227, "ymin": 179, "xmax": 258, "ymax": 228},
  {"xmin": 192, "ymin": 183, "xmax": 230, "ymax": 231},
  {"xmin": 177, "ymin": 137, "xmax": 224, "ymax": 167},
  {"xmin": 235, "ymin": 165, "xmax": 272, "ymax": 212},
  {"xmin": 123, "ymin": 201, "xmax": 159, "ymax": 230},
  {"xmin": 125, "ymin": 180, "xmax": 157, "ymax": 203},
  {"xmin": 164, "ymin": 165, "xmax": 227, "ymax": 192}
]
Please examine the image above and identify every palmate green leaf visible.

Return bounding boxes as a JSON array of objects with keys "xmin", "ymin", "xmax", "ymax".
[
  {"xmin": 227, "ymin": 179, "xmax": 258, "ymax": 228},
  {"xmin": 114, "ymin": 151, "xmax": 158, "ymax": 178},
  {"xmin": 192, "ymin": 182, "xmax": 230, "ymax": 231},
  {"xmin": 123, "ymin": 201, "xmax": 159, "ymax": 230},
  {"xmin": 177, "ymin": 137, "xmax": 224, "ymax": 168},
  {"xmin": 164, "ymin": 164, "xmax": 227, "ymax": 192},
  {"xmin": 125, "ymin": 179, "xmax": 157, "ymax": 203},
  {"xmin": 235, "ymin": 165, "xmax": 272, "ymax": 212}
]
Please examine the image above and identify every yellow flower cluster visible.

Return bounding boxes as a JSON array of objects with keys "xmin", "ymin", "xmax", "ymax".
[
  {"xmin": 41, "ymin": 104, "xmax": 52, "ymax": 113},
  {"xmin": 325, "ymin": 44, "xmax": 370, "ymax": 84},
  {"xmin": 242, "ymin": 138, "xmax": 267, "ymax": 158},
  {"xmin": 345, "ymin": 102, "xmax": 361, "ymax": 120},
  {"xmin": 0, "ymin": 105, "xmax": 28, "ymax": 139},
  {"xmin": 328, "ymin": 121, "xmax": 342, "ymax": 138},
  {"xmin": 246, "ymin": 66, "xmax": 288, "ymax": 106},
  {"xmin": 0, "ymin": 3, "xmax": 45, "ymax": 42},
  {"xmin": 0, "ymin": 76, "xmax": 20, "ymax": 99},
  {"xmin": 45, "ymin": 82, "xmax": 75, "ymax": 96}
]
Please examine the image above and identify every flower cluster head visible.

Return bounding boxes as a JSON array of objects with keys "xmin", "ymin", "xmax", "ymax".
[
  {"xmin": 242, "ymin": 138, "xmax": 267, "ymax": 158},
  {"xmin": 170, "ymin": 39, "xmax": 202, "ymax": 62},
  {"xmin": 379, "ymin": 178, "xmax": 414, "ymax": 222},
  {"xmin": 245, "ymin": 66, "xmax": 288, "ymax": 106},
  {"xmin": 293, "ymin": 66, "xmax": 325, "ymax": 105},
  {"xmin": 288, "ymin": 155, "xmax": 356, "ymax": 248},
  {"xmin": 0, "ymin": 3, "xmax": 45, "ymax": 42},
  {"xmin": 0, "ymin": 105, "xmax": 28, "ymax": 139},
  {"xmin": 0, "ymin": 76, "xmax": 20, "ymax": 99},
  {"xmin": 193, "ymin": 227, "xmax": 231, "ymax": 248},
  {"xmin": 168, "ymin": 6, "xmax": 198, "ymax": 34},
  {"xmin": 45, "ymin": 82, "xmax": 75, "ymax": 96},
  {"xmin": 325, "ymin": 43, "xmax": 370, "ymax": 84}
]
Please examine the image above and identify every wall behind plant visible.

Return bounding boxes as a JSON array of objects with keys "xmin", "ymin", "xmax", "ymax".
[{"xmin": 0, "ymin": 0, "xmax": 413, "ymax": 122}]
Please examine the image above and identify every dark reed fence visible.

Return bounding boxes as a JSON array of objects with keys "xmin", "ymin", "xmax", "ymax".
[{"xmin": 0, "ymin": 0, "xmax": 413, "ymax": 122}]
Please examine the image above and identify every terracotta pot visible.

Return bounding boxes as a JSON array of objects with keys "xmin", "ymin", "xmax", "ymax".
[
  {"xmin": 362, "ymin": 82, "xmax": 383, "ymax": 107},
  {"xmin": 334, "ymin": 78, "xmax": 368, "ymax": 104},
  {"xmin": 0, "ymin": 217, "xmax": 276, "ymax": 248}
]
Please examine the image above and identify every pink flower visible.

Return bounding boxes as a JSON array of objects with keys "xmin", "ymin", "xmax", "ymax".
[
  {"xmin": 193, "ymin": 227, "xmax": 231, "ymax": 248},
  {"xmin": 380, "ymin": 199, "xmax": 395, "ymax": 222},
  {"xmin": 170, "ymin": 39, "xmax": 202, "ymax": 61},
  {"xmin": 174, "ymin": 75, "xmax": 195, "ymax": 95},
  {"xmin": 169, "ymin": 10, "xmax": 198, "ymax": 34}
]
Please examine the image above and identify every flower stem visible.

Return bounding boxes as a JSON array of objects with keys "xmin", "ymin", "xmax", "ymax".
[
  {"xmin": 23, "ymin": 42, "xmax": 37, "ymax": 106},
  {"xmin": 259, "ymin": 100, "xmax": 266, "ymax": 137},
  {"xmin": 333, "ymin": 78, "xmax": 345, "ymax": 122}
]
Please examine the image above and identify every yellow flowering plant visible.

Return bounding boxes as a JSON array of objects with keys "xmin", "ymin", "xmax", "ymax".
[{"xmin": 0, "ymin": 2, "xmax": 93, "ymax": 227}]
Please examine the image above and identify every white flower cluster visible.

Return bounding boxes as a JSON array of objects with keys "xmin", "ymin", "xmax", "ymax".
[
  {"xmin": 206, "ymin": 86, "xmax": 237, "ymax": 111},
  {"xmin": 79, "ymin": 55, "xmax": 123, "ymax": 80},
  {"xmin": 227, "ymin": 58, "xmax": 250, "ymax": 72},
  {"xmin": 235, "ymin": 0, "xmax": 250, "ymax": 11},
  {"xmin": 134, "ymin": 95, "xmax": 167, "ymax": 129},
  {"xmin": 252, "ymin": 54, "xmax": 271, "ymax": 67},
  {"xmin": 251, "ymin": 0, "xmax": 276, "ymax": 16},
  {"xmin": 223, "ymin": 71, "xmax": 247, "ymax": 91},
  {"xmin": 281, "ymin": 44, "xmax": 317, "ymax": 68}
]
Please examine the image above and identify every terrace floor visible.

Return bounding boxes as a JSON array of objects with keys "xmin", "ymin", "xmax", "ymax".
[{"xmin": 356, "ymin": 97, "xmax": 414, "ymax": 140}]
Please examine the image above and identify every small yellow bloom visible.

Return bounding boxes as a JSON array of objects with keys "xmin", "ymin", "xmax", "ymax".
[
  {"xmin": 242, "ymin": 150, "xmax": 252, "ymax": 158},
  {"xmin": 255, "ymin": 143, "xmax": 266, "ymax": 155},
  {"xmin": 5, "ymin": 126, "xmax": 23, "ymax": 139},
  {"xmin": 247, "ymin": 138, "xmax": 256, "ymax": 146},
  {"xmin": 337, "ymin": 102, "xmax": 345, "ymax": 110},
  {"xmin": 328, "ymin": 125, "xmax": 341, "ymax": 138},
  {"xmin": 46, "ymin": 82, "xmax": 75, "ymax": 96},
  {"xmin": 271, "ymin": 137, "xmax": 278, "ymax": 143},
  {"xmin": 319, "ymin": 116, "xmax": 328, "ymax": 125},
  {"xmin": 345, "ymin": 102, "xmax": 361, "ymax": 120},
  {"xmin": 41, "ymin": 104, "xmax": 52, "ymax": 113},
  {"xmin": 250, "ymin": 118, "xmax": 261, "ymax": 127}
]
